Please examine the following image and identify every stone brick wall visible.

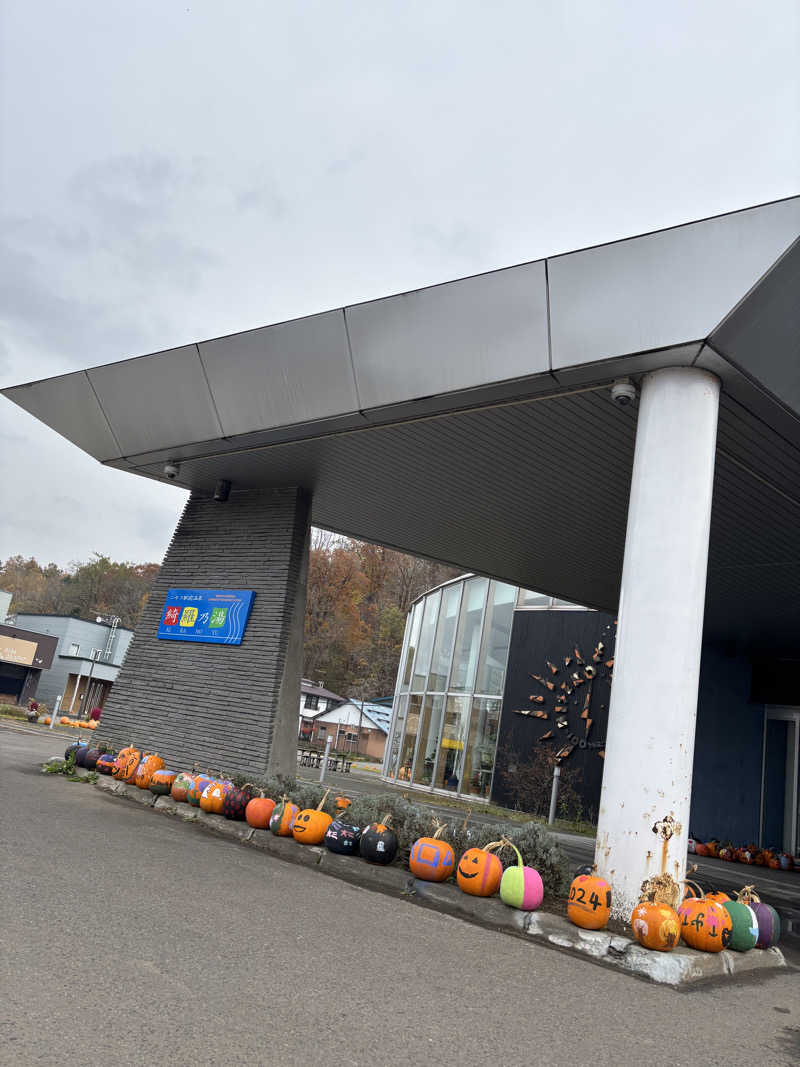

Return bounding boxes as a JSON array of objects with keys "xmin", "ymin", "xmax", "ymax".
[{"xmin": 98, "ymin": 487, "xmax": 310, "ymax": 777}]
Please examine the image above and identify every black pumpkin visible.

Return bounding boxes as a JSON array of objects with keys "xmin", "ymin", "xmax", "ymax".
[
  {"xmin": 574, "ymin": 864, "xmax": 594, "ymax": 878},
  {"xmin": 83, "ymin": 747, "xmax": 103, "ymax": 770},
  {"xmin": 222, "ymin": 785, "xmax": 255, "ymax": 820},
  {"xmin": 96, "ymin": 754, "xmax": 116, "ymax": 775},
  {"xmin": 73, "ymin": 743, "xmax": 92, "ymax": 767},
  {"xmin": 359, "ymin": 821, "xmax": 398, "ymax": 865},
  {"xmin": 324, "ymin": 820, "xmax": 362, "ymax": 855},
  {"xmin": 65, "ymin": 741, "xmax": 87, "ymax": 761}
]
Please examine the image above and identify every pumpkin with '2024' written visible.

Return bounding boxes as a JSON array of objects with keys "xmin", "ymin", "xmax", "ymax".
[{"xmin": 567, "ymin": 873, "xmax": 611, "ymax": 930}]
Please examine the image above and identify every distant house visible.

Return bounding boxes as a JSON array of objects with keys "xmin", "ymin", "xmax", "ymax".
[
  {"xmin": 298, "ymin": 678, "xmax": 345, "ymax": 741},
  {"xmin": 306, "ymin": 700, "xmax": 391, "ymax": 761},
  {"xmin": 7, "ymin": 614, "xmax": 134, "ymax": 713}
]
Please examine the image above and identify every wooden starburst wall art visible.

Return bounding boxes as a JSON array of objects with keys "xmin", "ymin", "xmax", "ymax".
[{"xmin": 511, "ymin": 619, "xmax": 617, "ymax": 763}]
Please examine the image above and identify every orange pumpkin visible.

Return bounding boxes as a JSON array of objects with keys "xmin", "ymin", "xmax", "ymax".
[
  {"xmin": 677, "ymin": 883, "xmax": 733, "ymax": 952},
  {"xmin": 456, "ymin": 840, "xmax": 505, "ymax": 897},
  {"xmin": 293, "ymin": 788, "xmax": 333, "ymax": 845},
  {"xmin": 270, "ymin": 796, "xmax": 299, "ymax": 836},
  {"xmin": 112, "ymin": 745, "xmax": 141, "ymax": 782},
  {"xmin": 43, "ymin": 717, "xmax": 51, "ymax": 725},
  {"xmin": 335, "ymin": 796, "xmax": 352, "ymax": 811},
  {"xmin": 134, "ymin": 753, "xmax": 165, "ymax": 789},
  {"xmin": 567, "ymin": 872, "xmax": 612, "ymax": 930},
  {"xmin": 631, "ymin": 901, "xmax": 681, "ymax": 952},
  {"xmin": 199, "ymin": 781, "xmax": 228, "ymax": 814},
  {"xmin": 88, "ymin": 721, "xmax": 98, "ymax": 730},
  {"xmin": 409, "ymin": 822, "xmax": 456, "ymax": 883},
  {"xmin": 245, "ymin": 795, "xmax": 276, "ymax": 829},
  {"xmin": 59, "ymin": 716, "xmax": 69, "ymax": 725},
  {"xmin": 705, "ymin": 890, "xmax": 730, "ymax": 904}
]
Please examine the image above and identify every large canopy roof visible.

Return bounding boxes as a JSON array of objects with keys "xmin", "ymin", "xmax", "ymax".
[{"xmin": 5, "ymin": 197, "xmax": 800, "ymax": 653}]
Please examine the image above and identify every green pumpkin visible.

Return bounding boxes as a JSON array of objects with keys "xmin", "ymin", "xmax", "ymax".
[{"xmin": 721, "ymin": 901, "xmax": 758, "ymax": 952}]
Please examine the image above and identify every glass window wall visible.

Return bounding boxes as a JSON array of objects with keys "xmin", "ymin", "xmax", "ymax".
[{"xmin": 385, "ymin": 576, "xmax": 515, "ymax": 801}]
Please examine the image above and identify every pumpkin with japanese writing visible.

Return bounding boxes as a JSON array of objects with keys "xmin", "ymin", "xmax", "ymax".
[
  {"xmin": 360, "ymin": 817, "xmax": 398, "ymax": 866},
  {"xmin": 245, "ymin": 795, "xmax": 276, "ymax": 829},
  {"xmin": 112, "ymin": 745, "xmax": 141, "ymax": 782},
  {"xmin": 170, "ymin": 772, "xmax": 195, "ymax": 803},
  {"xmin": 567, "ymin": 872, "xmax": 611, "ymax": 930},
  {"xmin": 149, "ymin": 769, "xmax": 177, "ymax": 796},
  {"xmin": 324, "ymin": 819, "xmax": 361, "ymax": 855},
  {"xmin": 410, "ymin": 823, "xmax": 456, "ymax": 883},
  {"xmin": 269, "ymin": 796, "xmax": 299, "ymax": 836},
  {"xmin": 678, "ymin": 894, "xmax": 732, "ymax": 952},
  {"xmin": 134, "ymin": 753, "xmax": 165, "ymax": 789},
  {"xmin": 456, "ymin": 841, "xmax": 505, "ymax": 897}
]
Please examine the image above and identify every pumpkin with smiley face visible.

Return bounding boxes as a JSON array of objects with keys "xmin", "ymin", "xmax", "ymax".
[
  {"xmin": 359, "ymin": 816, "xmax": 398, "ymax": 865},
  {"xmin": 293, "ymin": 789, "xmax": 333, "ymax": 845},
  {"xmin": 456, "ymin": 840, "xmax": 506, "ymax": 897},
  {"xmin": 112, "ymin": 745, "xmax": 141, "ymax": 783}
]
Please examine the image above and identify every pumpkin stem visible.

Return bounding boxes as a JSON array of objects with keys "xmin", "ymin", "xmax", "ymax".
[
  {"xmin": 679, "ymin": 878, "xmax": 706, "ymax": 900},
  {"xmin": 461, "ymin": 807, "xmax": 473, "ymax": 833},
  {"xmin": 736, "ymin": 884, "xmax": 760, "ymax": 904},
  {"xmin": 316, "ymin": 787, "xmax": 331, "ymax": 811},
  {"xmin": 380, "ymin": 812, "xmax": 392, "ymax": 827},
  {"xmin": 431, "ymin": 818, "xmax": 446, "ymax": 841}
]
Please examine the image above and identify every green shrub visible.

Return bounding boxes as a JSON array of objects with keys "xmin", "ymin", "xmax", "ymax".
[{"xmin": 0, "ymin": 703, "xmax": 27, "ymax": 719}]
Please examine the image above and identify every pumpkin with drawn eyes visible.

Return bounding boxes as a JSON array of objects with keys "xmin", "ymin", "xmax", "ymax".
[
  {"xmin": 112, "ymin": 746, "xmax": 141, "ymax": 782},
  {"xmin": 269, "ymin": 796, "xmax": 299, "ymax": 836},
  {"xmin": 456, "ymin": 842, "xmax": 505, "ymax": 897},
  {"xmin": 410, "ymin": 823, "xmax": 456, "ymax": 883},
  {"xmin": 567, "ymin": 873, "xmax": 611, "ymax": 930},
  {"xmin": 293, "ymin": 789, "xmax": 333, "ymax": 845},
  {"xmin": 324, "ymin": 819, "xmax": 361, "ymax": 855},
  {"xmin": 360, "ymin": 818, "xmax": 398, "ymax": 865},
  {"xmin": 245, "ymin": 795, "xmax": 276, "ymax": 829},
  {"xmin": 149, "ymin": 769, "xmax": 177, "ymax": 796},
  {"xmin": 187, "ymin": 775, "xmax": 214, "ymax": 806},
  {"xmin": 134, "ymin": 753, "xmax": 165, "ymax": 789},
  {"xmin": 200, "ymin": 781, "xmax": 228, "ymax": 814},
  {"xmin": 171, "ymin": 772, "xmax": 195, "ymax": 803}
]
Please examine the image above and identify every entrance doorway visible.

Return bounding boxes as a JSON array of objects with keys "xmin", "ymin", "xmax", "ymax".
[{"xmin": 761, "ymin": 707, "xmax": 799, "ymax": 855}]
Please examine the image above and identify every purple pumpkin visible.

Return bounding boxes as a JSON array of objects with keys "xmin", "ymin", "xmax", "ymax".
[{"xmin": 750, "ymin": 901, "xmax": 781, "ymax": 948}]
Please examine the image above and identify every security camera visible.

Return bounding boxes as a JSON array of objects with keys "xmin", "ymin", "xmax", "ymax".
[
  {"xmin": 610, "ymin": 378, "xmax": 637, "ymax": 407},
  {"xmin": 213, "ymin": 479, "xmax": 231, "ymax": 502},
  {"xmin": 164, "ymin": 462, "xmax": 180, "ymax": 480}
]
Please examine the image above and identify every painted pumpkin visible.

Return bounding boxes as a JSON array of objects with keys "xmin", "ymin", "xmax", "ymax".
[
  {"xmin": 65, "ymin": 740, "xmax": 88, "ymax": 761},
  {"xmin": 270, "ymin": 797, "xmax": 300, "ymax": 836},
  {"xmin": 82, "ymin": 747, "xmax": 104, "ymax": 771},
  {"xmin": 457, "ymin": 843, "xmax": 504, "ymax": 897},
  {"xmin": 222, "ymin": 784, "xmax": 254, "ymax": 821},
  {"xmin": 171, "ymin": 772, "xmax": 195, "ymax": 803},
  {"xmin": 718, "ymin": 846, "xmax": 735, "ymax": 862},
  {"xmin": 360, "ymin": 820, "xmax": 399, "ymax": 866},
  {"xmin": 721, "ymin": 901, "xmax": 758, "ymax": 952},
  {"xmin": 74, "ymin": 744, "xmax": 91, "ymax": 768},
  {"xmin": 324, "ymin": 819, "xmax": 361, "ymax": 855},
  {"xmin": 409, "ymin": 824, "xmax": 456, "ymax": 883},
  {"xmin": 567, "ymin": 873, "xmax": 612, "ymax": 930},
  {"xmin": 149, "ymin": 769, "xmax": 177, "ymax": 796},
  {"xmin": 245, "ymin": 795, "xmax": 276, "ymax": 829},
  {"xmin": 631, "ymin": 901, "xmax": 681, "ymax": 952},
  {"xmin": 293, "ymin": 790, "xmax": 333, "ymax": 845},
  {"xmin": 112, "ymin": 746, "xmax": 141, "ymax": 782},
  {"xmin": 705, "ymin": 890, "xmax": 730, "ymax": 904},
  {"xmin": 694, "ymin": 843, "xmax": 710, "ymax": 857},
  {"xmin": 678, "ymin": 897, "xmax": 732, "ymax": 952},
  {"xmin": 779, "ymin": 853, "xmax": 795, "ymax": 871},
  {"xmin": 187, "ymin": 775, "xmax": 213, "ymax": 806},
  {"xmin": 500, "ymin": 843, "xmax": 543, "ymax": 911},
  {"xmin": 735, "ymin": 848, "xmax": 756, "ymax": 865},
  {"xmin": 751, "ymin": 902, "xmax": 781, "ymax": 949},
  {"xmin": 200, "ymin": 781, "xmax": 228, "ymax": 814},
  {"xmin": 96, "ymin": 754, "xmax": 116, "ymax": 775},
  {"xmin": 134, "ymin": 753, "xmax": 165, "ymax": 790}
]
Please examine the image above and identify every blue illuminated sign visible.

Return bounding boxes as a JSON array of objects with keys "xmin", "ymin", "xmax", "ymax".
[{"xmin": 157, "ymin": 589, "xmax": 255, "ymax": 645}]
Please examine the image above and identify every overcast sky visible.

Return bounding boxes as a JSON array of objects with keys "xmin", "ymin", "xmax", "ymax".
[{"xmin": 1, "ymin": 1, "xmax": 798, "ymax": 569}]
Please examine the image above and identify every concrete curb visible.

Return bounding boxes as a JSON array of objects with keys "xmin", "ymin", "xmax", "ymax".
[{"xmin": 92, "ymin": 775, "xmax": 787, "ymax": 987}]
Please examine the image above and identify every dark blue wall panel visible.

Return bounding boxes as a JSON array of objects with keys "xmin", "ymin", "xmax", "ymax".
[{"xmin": 689, "ymin": 646, "xmax": 763, "ymax": 843}]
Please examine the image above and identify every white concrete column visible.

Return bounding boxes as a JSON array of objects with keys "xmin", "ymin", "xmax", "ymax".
[{"xmin": 594, "ymin": 366, "xmax": 720, "ymax": 919}]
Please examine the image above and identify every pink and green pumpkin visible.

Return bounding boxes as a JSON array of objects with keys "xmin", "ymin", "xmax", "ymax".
[
  {"xmin": 499, "ymin": 843, "xmax": 544, "ymax": 911},
  {"xmin": 749, "ymin": 901, "xmax": 781, "ymax": 948}
]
